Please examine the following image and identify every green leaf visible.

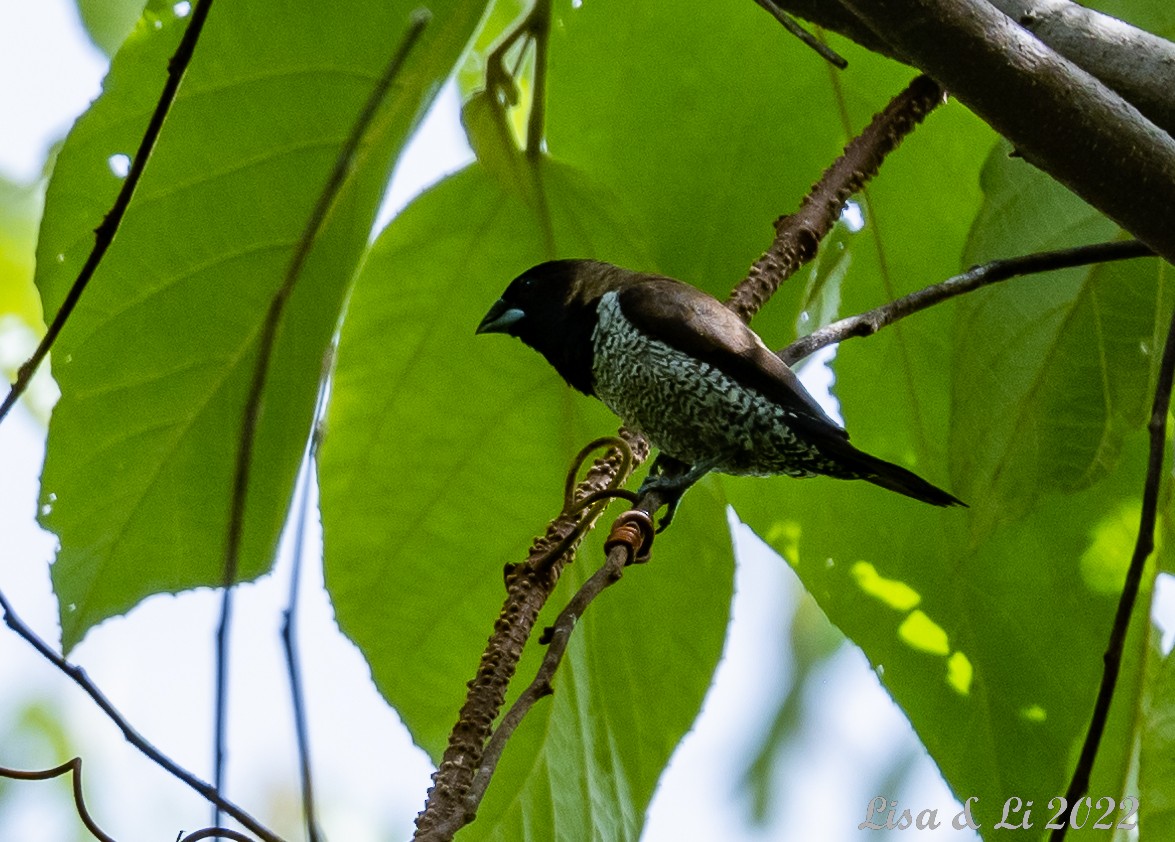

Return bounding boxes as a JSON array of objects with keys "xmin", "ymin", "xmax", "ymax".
[
  {"xmin": 320, "ymin": 160, "xmax": 732, "ymax": 840},
  {"xmin": 951, "ymin": 141, "xmax": 1169, "ymax": 534},
  {"xmin": 36, "ymin": 0, "xmax": 486, "ymax": 650}
]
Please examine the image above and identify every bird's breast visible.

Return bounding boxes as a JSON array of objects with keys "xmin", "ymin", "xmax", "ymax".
[{"xmin": 590, "ymin": 291, "xmax": 829, "ymax": 477}]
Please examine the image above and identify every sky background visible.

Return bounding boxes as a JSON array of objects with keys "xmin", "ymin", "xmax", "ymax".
[{"xmin": 0, "ymin": 1, "xmax": 998, "ymax": 839}]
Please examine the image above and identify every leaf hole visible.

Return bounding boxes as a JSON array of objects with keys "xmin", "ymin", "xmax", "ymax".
[{"xmin": 108, "ymin": 153, "xmax": 131, "ymax": 178}]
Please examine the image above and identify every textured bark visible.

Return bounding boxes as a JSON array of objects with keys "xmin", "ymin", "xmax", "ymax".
[{"xmin": 768, "ymin": 0, "xmax": 1175, "ymax": 138}]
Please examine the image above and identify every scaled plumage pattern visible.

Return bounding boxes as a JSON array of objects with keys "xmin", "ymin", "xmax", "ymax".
[{"xmin": 478, "ymin": 259, "xmax": 964, "ymax": 510}]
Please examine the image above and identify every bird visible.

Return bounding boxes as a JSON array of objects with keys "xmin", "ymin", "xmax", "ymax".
[{"xmin": 477, "ymin": 259, "xmax": 964, "ymax": 519}]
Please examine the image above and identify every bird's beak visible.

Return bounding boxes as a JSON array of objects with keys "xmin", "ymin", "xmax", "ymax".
[{"xmin": 476, "ymin": 299, "xmax": 526, "ymax": 335}]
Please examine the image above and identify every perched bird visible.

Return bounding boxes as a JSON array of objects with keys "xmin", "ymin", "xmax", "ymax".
[{"xmin": 477, "ymin": 259, "xmax": 964, "ymax": 514}]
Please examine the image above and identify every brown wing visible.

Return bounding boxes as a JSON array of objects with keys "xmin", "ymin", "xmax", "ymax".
[{"xmin": 617, "ymin": 276, "xmax": 848, "ymax": 439}]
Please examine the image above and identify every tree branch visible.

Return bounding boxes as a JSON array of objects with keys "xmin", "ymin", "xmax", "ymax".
[
  {"xmin": 428, "ymin": 513, "xmax": 654, "ymax": 842},
  {"xmin": 780, "ymin": 239, "xmax": 1155, "ymax": 364},
  {"xmin": 764, "ymin": 0, "xmax": 1175, "ymax": 138},
  {"xmin": 0, "ymin": 0, "xmax": 214, "ymax": 424},
  {"xmin": 835, "ymin": 0, "xmax": 1175, "ymax": 263},
  {"xmin": 211, "ymin": 11, "xmax": 429, "ymax": 828}
]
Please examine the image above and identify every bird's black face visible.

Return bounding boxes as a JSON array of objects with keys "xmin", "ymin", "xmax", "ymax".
[
  {"xmin": 476, "ymin": 260, "xmax": 600, "ymax": 395},
  {"xmin": 477, "ymin": 260, "xmax": 582, "ymax": 341}
]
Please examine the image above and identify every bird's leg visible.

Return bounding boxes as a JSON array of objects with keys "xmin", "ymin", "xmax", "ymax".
[{"xmin": 637, "ymin": 455, "xmax": 715, "ymax": 532}]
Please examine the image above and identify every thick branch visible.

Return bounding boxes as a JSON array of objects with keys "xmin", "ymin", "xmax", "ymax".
[
  {"xmin": 767, "ymin": 0, "xmax": 1175, "ymax": 138},
  {"xmin": 835, "ymin": 0, "xmax": 1175, "ymax": 263}
]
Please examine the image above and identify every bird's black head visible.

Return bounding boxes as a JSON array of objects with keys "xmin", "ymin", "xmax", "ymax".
[{"xmin": 477, "ymin": 259, "xmax": 622, "ymax": 395}]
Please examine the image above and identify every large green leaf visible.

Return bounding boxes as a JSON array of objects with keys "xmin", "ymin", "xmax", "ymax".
[
  {"xmin": 320, "ymin": 160, "xmax": 733, "ymax": 839},
  {"xmin": 732, "ymin": 433, "xmax": 1163, "ymax": 835},
  {"xmin": 36, "ymin": 0, "xmax": 487, "ymax": 650}
]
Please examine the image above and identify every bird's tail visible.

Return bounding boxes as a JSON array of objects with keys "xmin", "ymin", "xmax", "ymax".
[{"xmin": 825, "ymin": 440, "xmax": 966, "ymax": 508}]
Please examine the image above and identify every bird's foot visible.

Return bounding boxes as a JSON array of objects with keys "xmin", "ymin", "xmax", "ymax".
[{"xmin": 637, "ymin": 456, "xmax": 712, "ymax": 533}]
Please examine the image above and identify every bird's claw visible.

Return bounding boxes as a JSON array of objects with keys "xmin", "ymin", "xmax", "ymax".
[{"xmin": 637, "ymin": 457, "xmax": 711, "ymax": 532}]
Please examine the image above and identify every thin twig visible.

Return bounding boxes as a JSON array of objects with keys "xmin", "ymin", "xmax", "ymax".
[
  {"xmin": 0, "ymin": 592, "xmax": 283, "ymax": 842},
  {"xmin": 780, "ymin": 239, "xmax": 1155, "ymax": 364},
  {"xmin": 0, "ymin": 0, "xmax": 213, "ymax": 424},
  {"xmin": 484, "ymin": 0, "xmax": 552, "ymax": 138},
  {"xmin": 1051, "ymin": 273, "xmax": 1175, "ymax": 841},
  {"xmin": 211, "ymin": 11, "xmax": 430, "ymax": 828},
  {"xmin": 481, "ymin": 0, "xmax": 554, "ymax": 255},
  {"xmin": 751, "ymin": 0, "xmax": 847, "ymax": 68},
  {"xmin": 279, "ymin": 351, "xmax": 333, "ymax": 842}
]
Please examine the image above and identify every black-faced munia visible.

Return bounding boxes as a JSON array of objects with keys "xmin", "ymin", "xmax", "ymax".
[{"xmin": 477, "ymin": 259, "xmax": 964, "ymax": 511}]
